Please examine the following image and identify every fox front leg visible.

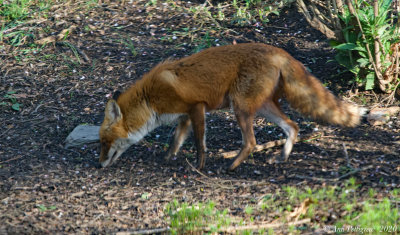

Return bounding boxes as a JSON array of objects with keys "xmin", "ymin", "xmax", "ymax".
[
  {"xmin": 189, "ymin": 103, "xmax": 207, "ymax": 170},
  {"xmin": 165, "ymin": 115, "xmax": 192, "ymax": 160}
]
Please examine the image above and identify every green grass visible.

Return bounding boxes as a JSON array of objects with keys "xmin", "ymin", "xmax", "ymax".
[
  {"xmin": 166, "ymin": 178, "xmax": 399, "ymax": 234},
  {"xmin": 118, "ymin": 36, "xmax": 138, "ymax": 57},
  {"xmin": 165, "ymin": 200, "xmax": 231, "ymax": 234},
  {"xmin": 0, "ymin": 0, "xmax": 31, "ymax": 21},
  {"xmin": 0, "ymin": 0, "xmax": 52, "ymax": 21}
]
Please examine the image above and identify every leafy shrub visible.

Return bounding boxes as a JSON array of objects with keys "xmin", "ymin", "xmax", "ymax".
[{"xmin": 331, "ymin": 0, "xmax": 399, "ymax": 91}]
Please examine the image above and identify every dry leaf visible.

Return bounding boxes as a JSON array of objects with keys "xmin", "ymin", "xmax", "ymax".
[
  {"xmin": 71, "ymin": 191, "xmax": 85, "ymax": 198},
  {"xmin": 287, "ymin": 198, "xmax": 313, "ymax": 221},
  {"xmin": 57, "ymin": 25, "xmax": 77, "ymax": 41},
  {"xmin": 35, "ymin": 36, "xmax": 56, "ymax": 45}
]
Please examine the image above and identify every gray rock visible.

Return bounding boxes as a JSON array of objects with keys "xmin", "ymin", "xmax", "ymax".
[
  {"xmin": 367, "ymin": 106, "xmax": 400, "ymax": 126},
  {"xmin": 65, "ymin": 125, "xmax": 100, "ymax": 148}
]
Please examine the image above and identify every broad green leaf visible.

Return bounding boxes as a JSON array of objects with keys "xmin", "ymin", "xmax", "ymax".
[
  {"xmin": 12, "ymin": 103, "xmax": 21, "ymax": 111},
  {"xmin": 357, "ymin": 58, "xmax": 369, "ymax": 67},
  {"xmin": 329, "ymin": 40, "xmax": 340, "ymax": 47},
  {"xmin": 333, "ymin": 43, "xmax": 358, "ymax": 50},
  {"xmin": 335, "ymin": 53, "xmax": 352, "ymax": 69},
  {"xmin": 365, "ymin": 72, "xmax": 375, "ymax": 90},
  {"xmin": 377, "ymin": 25, "xmax": 389, "ymax": 37}
]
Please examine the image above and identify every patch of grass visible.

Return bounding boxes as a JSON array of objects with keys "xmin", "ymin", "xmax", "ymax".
[
  {"xmin": 0, "ymin": 0, "xmax": 52, "ymax": 22},
  {"xmin": 61, "ymin": 41, "xmax": 82, "ymax": 64},
  {"xmin": 231, "ymin": 0, "xmax": 282, "ymax": 26},
  {"xmin": 119, "ymin": 36, "xmax": 138, "ymax": 57},
  {"xmin": 192, "ymin": 32, "xmax": 217, "ymax": 53},
  {"xmin": 337, "ymin": 188, "xmax": 399, "ymax": 233},
  {"xmin": 0, "ymin": 0, "xmax": 31, "ymax": 21},
  {"xmin": 165, "ymin": 200, "xmax": 231, "ymax": 234},
  {"xmin": 85, "ymin": 0, "xmax": 100, "ymax": 10},
  {"xmin": 145, "ymin": 0, "xmax": 157, "ymax": 7},
  {"xmin": 257, "ymin": 178, "xmax": 399, "ymax": 233},
  {"xmin": 36, "ymin": 204, "xmax": 57, "ymax": 212}
]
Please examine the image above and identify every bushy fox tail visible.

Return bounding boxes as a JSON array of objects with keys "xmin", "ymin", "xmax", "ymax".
[{"xmin": 280, "ymin": 56, "xmax": 363, "ymax": 127}]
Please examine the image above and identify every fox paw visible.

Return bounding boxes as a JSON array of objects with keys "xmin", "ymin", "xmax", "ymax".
[{"xmin": 164, "ymin": 152, "xmax": 177, "ymax": 161}]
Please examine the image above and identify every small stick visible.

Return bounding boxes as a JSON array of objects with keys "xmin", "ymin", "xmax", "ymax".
[
  {"xmin": 185, "ymin": 158, "xmax": 209, "ymax": 178},
  {"xmin": 342, "ymin": 143, "xmax": 350, "ymax": 167},
  {"xmin": 116, "ymin": 228, "xmax": 170, "ymax": 235},
  {"xmin": 222, "ymin": 132, "xmax": 323, "ymax": 159},
  {"xmin": 185, "ymin": 159, "xmax": 234, "ymax": 189},
  {"xmin": 295, "ymin": 165, "xmax": 374, "ymax": 182},
  {"xmin": 0, "ymin": 155, "xmax": 24, "ymax": 164}
]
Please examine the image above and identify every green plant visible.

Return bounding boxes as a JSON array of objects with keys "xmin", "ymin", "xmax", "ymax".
[
  {"xmin": 2, "ymin": 30, "xmax": 34, "ymax": 47},
  {"xmin": 145, "ymin": 0, "xmax": 157, "ymax": 6},
  {"xmin": 165, "ymin": 200, "xmax": 231, "ymax": 234},
  {"xmin": 339, "ymin": 197, "xmax": 399, "ymax": 232},
  {"xmin": 215, "ymin": 3, "xmax": 225, "ymax": 21},
  {"xmin": 36, "ymin": 204, "xmax": 57, "ymax": 212},
  {"xmin": 0, "ymin": 0, "xmax": 52, "ymax": 22},
  {"xmin": 141, "ymin": 192, "xmax": 151, "ymax": 200},
  {"xmin": 231, "ymin": 0, "xmax": 280, "ymax": 26},
  {"xmin": 192, "ymin": 32, "xmax": 216, "ymax": 53},
  {"xmin": 332, "ymin": 0, "xmax": 400, "ymax": 91},
  {"xmin": 119, "ymin": 36, "xmax": 138, "ymax": 57},
  {"xmin": 0, "ymin": 0, "xmax": 30, "ymax": 21},
  {"xmin": 1, "ymin": 91, "xmax": 22, "ymax": 111}
]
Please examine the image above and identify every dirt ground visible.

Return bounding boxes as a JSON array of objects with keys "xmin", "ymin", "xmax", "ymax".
[{"xmin": 0, "ymin": 1, "xmax": 399, "ymax": 234}]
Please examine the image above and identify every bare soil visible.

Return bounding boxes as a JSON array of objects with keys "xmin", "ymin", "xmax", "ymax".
[{"xmin": 0, "ymin": 1, "xmax": 399, "ymax": 234}]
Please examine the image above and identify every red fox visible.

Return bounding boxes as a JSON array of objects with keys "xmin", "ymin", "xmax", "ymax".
[{"xmin": 99, "ymin": 43, "xmax": 362, "ymax": 170}]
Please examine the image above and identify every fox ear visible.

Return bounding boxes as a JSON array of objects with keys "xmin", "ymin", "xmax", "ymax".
[{"xmin": 105, "ymin": 100, "xmax": 122, "ymax": 125}]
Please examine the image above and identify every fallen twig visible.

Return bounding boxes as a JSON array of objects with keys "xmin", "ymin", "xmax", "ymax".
[
  {"xmin": 0, "ymin": 155, "xmax": 24, "ymax": 164},
  {"xmin": 221, "ymin": 132, "xmax": 323, "ymax": 159},
  {"xmin": 185, "ymin": 158, "xmax": 234, "ymax": 189},
  {"xmin": 185, "ymin": 158, "xmax": 209, "ymax": 178},
  {"xmin": 295, "ymin": 165, "xmax": 374, "ymax": 182},
  {"xmin": 342, "ymin": 143, "xmax": 350, "ymax": 167},
  {"xmin": 0, "ymin": 128, "xmax": 12, "ymax": 138},
  {"xmin": 116, "ymin": 227, "xmax": 170, "ymax": 235}
]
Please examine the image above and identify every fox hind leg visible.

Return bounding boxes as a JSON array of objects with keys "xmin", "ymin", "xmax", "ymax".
[
  {"xmin": 258, "ymin": 101, "xmax": 299, "ymax": 162},
  {"xmin": 165, "ymin": 115, "xmax": 192, "ymax": 160}
]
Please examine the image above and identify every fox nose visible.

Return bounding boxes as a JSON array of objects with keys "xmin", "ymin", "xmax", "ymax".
[{"xmin": 94, "ymin": 161, "xmax": 102, "ymax": 169}]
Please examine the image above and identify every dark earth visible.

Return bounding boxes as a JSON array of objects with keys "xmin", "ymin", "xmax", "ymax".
[{"xmin": 0, "ymin": 1, "xmax": 399, "ymax": 234}]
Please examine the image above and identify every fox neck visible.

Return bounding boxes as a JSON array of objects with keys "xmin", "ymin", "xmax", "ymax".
[
  {"xmin": 117, "ymin": 79, "xmax": 183, "ymax": 144},
  {"xmin": 122, "ymin": 100, "xmax": 182, "ymax": 144}
]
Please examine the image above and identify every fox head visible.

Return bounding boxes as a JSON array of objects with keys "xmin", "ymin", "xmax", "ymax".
[{"xmin": 99, "ymin": 99, "xmax": 133, "ymax": 168}]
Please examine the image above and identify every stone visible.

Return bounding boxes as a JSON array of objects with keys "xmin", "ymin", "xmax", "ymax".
[
  {"xmin": 367, "ymin": 106, "xmax": 400, "ymax": 126},
  {"xmin": 65, "ymin": 125, "xmax": 100, "ymax": 148}
]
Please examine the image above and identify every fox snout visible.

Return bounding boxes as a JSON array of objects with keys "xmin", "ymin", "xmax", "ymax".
[
  {"xmin": 99, "ymin": 136, "xmax": 135, "ymax": 167},
  {"xmin": 99, "ymin": 141, "xmax": 114, "ymax": 167},
  {"xmin": 99, "ymin": 144, "xmax": 125, "ymax": 168}
]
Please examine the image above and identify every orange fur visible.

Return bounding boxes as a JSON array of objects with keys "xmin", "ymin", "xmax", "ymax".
[{"xmin": 99, "ymin": 43, "xmax": 362, "ymax": 170}]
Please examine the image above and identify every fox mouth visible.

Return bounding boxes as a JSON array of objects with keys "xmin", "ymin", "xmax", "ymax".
[{"xmin": 101, "ymin": 149, "xmax": 120, "ymax": 168}]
